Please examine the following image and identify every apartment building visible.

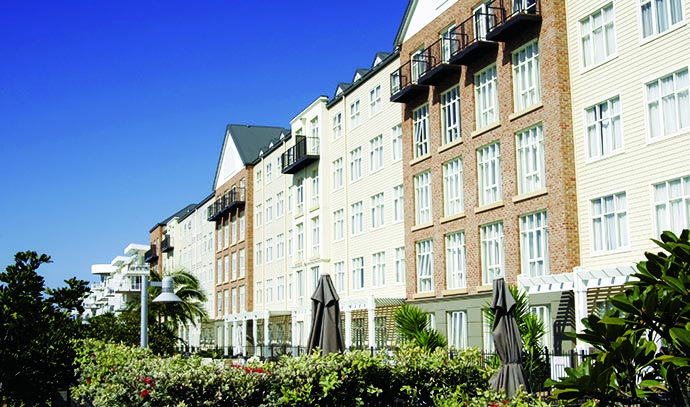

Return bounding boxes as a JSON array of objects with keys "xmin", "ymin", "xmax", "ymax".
[{"xmin": 391, "ymin": 0, "xmax": 579, "ymax": 352}]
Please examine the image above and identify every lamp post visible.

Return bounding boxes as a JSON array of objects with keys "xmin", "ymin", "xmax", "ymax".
[{"xmin": 141, "ymin": 275, "xmax": 182, "ymax": 349}]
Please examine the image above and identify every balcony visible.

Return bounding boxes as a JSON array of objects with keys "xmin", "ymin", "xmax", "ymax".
[
  {"xmin": 115, "ymin": 276, "xmax": 143, "ymax": 294},
  {"xmin": 447, "ymin": 12, "xmax": 499, "ymax": 66},
  {"xmin": 416, "ymin": 37, "xmax": 463, "ymax": 87},
  {"xmin": 123, "ymin": 264, "xmax": 150, "ymax": 276},
  {"xmin": 161, "ymin": 235, "xmax": 173, "ymax": 253},
  {"xmin": 207, "ymin": 187, "xmax": 246, "ymax": 221},
  {"xmin": 144, "ymin": 245, "xmax": 158, "ymax": 264},
  {"xmin": 281, "ymin": 136, "xmax": 320, "ymax": 174},
  {"xmin": 486, "ymin": 0, "xmax": 542, "ymax": 42},
  {"xmin": 389, "ymin": 57, "xmax": 430, "ymax": 103}
]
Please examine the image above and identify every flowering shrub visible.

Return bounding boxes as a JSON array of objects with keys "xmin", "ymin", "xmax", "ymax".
[{"xmin": 433, "ymin": 388, "xmax": 552, "ymax": 407}]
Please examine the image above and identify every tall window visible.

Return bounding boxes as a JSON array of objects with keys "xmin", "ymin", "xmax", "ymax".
[
  {"xmin": 296, "ymin": 178, "xmax": 304, "ymax": 214},
  {"xmin": 513, "ymin": 41, "xmax": 541, "ymax": 111},
  {"xmin": 447, "ymin": 311, "xmax": 467, "ymax": 349},
  {"xmin": 350, "ymin": 147, "xmax": 362, "ymax": 182},
  {"xmin": 224, "ymin": 255, "xmax": 230, "ymax": 282},
  {"xmin": 223, "ymin": 218, "xmax": 229, "ymax": 248},
  {"xmin": 591, "ymin": 192, "xmax": 629, "ymax": 253},
  {"xmin": 413, "ymin": 104, "xmax": 430, "ymax": 158},
  {"xmin": 370, "ymin": 135, "xmax": 384, "ymax": 172},
  {"xmin": 654, "ymin": 176, "xmax": 690, "ymax": 236},
  {"xmin": 265, "ymin": 238, "xmax": 273, "ymax": 263},
  {"xmin": 265, "ymin": 280, "xmax": 273, "ymax": 304},
  {"xmin": 311, "ymin": 216, "xmax": 320, "ymax": 256},
  {"xmin": 239, "ymin": 286, "xmax": 246, "ymax": 313},
  {"xmin": 474, "ymin": 2, "xmax": 491, "ymax": 40},
  {"xmin": 516, "ymin": 125, "xmax": 545, "ymax": 194},
  {"xmin": 441, "ymin": 86, "xmax": 462, "ymax": 145},
  {"xmin": 296, "ymin": 223, "xmax": 304, "ymax": 261},
  {"xmin": 333, "ymin": 158, "xmax": 344, "ymax": 189},
  {"xmin": 287, "ymin": 229, "xmax": 293, "ymax": 256},
  {"xmin": 477, "ymin": 143, "xmax": 502, "ymax": 206},
  {"xmin": 481, "ymin": 222, "xmax": 504, "ymax": 285},
  {"xmin": 276, "ymin": 192, "xmax": 284, "ymax": 218},
  {"xmin": 443, "ymin": 157, "xmax": 464, "ymax": 216},
  {"xmin": 586, "ymin": 97, "xmax": 623, "ymax": 160},
  {"xmin": 310, "ymin": 117, "xmax": 319, "ymax": 139},
  {"xmin": 231, "ymin": 215, "xmax": 237, "ymax": 244},
  {"xmin": 224, "ymin": 289, "xmax": 230, "ymax": 315},
  {"xmin": 239, "ymin": 249, "xmax": 246, "ymax": 278},
  {"xmin": 414, "ymin": 171, "xmax": 432, "ymax": 225},
  {"xmin": 352, "ymin": 257, "xmax": 365, "ymax": 290},
  {"xmin": 416, "ymin": 239, "xmax": 434, "ymax": 293},
  {"xmin": 370, "ymin": 85, "xmax": 382, "ymax": 114},
  {"xmin": 350, "ymin": 99, "xmax": 361, "ymax": 128},
  {"xmin": 641, "ymin": 0, "xmax": 684, "ymax": 38},
  {"xmin": 333, "ymin": 209, "xmax": 345, "ymax": 241},
  {"xmin": 266, "ymin": 163, "xmax": 272, "ymax": 183},
  {"xmin": 239, "ymin": 210, "xmax": 245, "ymax": 240},
  {"xmin": 255, "ymin": 204, "xmax": 262, "ymax": 227},
  {"xmin": 372, "ymin": 251, "xmax": 386, "ymax": 287},
  {"xmin": 276, "ymin": 234, "xmax": 285, "ymax": 259},
  {"xmin": 411, "ymin": 48, "xmax": 426, "ymax": 82},
  {"xmin": 446, "ymin": 231, "xmax": 466, "ymax": 289},
  {"xmin": 393, "ymin": 184, "xmax": 404, "ymax": 222},
  {"xmin": 311, "ymin": 169, "xmax": 319, "ymax": 206},
  {"xmin": 276, "ymin": 277, "xmax": 285, "ymax": 301},
  {"xmin": 520, "ymin": 211, "xmax": 549, "ymax": 277},
  {"xmin": 217, "ymin": 258, "xmax": 223, "ymax": 283},
  {"xmin": 440, "ymin": 24, "xmax": 457, "ymax": 62},
  {"xmin": 371, "ymin": 192, "xmax": 385, "ymax": 228},
  {"xmin": 265, "ymin": 198, "xmax": 273, "ymax": 223},
  {"xmin": 255, "ymin": 243, "xmax": 262, "ymax": 265},
  {"xmin": 646, "ymin": 68, "xmax": 689, "ymax": 139},
  {"xmin": 392, "ymin": 124, "xmax": 403, "ymax": 161},
  {"xmin": 580, "ymin": 4, "xmax": 615, "ymax": 68},
  {"xmin": 351, "ymin": 201, "xmax": 364, "ymax": 235},
  {"xmin": 332, "ymin": 112, "xmax": 342, "ymax": 139},
  {"xmin": 483, "ymin": 310, "xmax": 495, "ymax": 353},
  {"xmin": 475, "ymin": 64, "xmax": 498, "ymax": 129},
  {"xmin": 255, "ymin": 282, "xmax": 263, "ymax": 305},
  {"xmin": 334, "ymin": 261, "xmax": 345, "ymax": 291},
  {"xmin": 395, "ymin": 247, "xmax": 405, "ymax": 283}
]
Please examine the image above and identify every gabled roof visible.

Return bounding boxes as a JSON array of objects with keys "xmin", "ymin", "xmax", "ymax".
[
  {"xmin": 373, "ymin": 52, "xmax": 392, "ymax": 67},
  {"xmin": 148, "ymin": 203, "xmax": 197, "ymax": 232},
  {"xmin": 335, "ymin": 82, "xmax": 351, "ymax": 97},
  {"xmin": 393, "ymin": 0, "xmax": 418, "ymax": 49},
  {"xmin": 327, "ymin": 51, "xmax": 400, "ymax": 107},
  {"xmin": 353, "ymin": 68, "xmax": 370, "ymax": 82}
]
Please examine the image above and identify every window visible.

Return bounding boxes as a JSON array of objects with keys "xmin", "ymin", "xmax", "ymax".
[
  {"xmin": 646, "ymin": 68, "xmax": 689, "ymax": 139},
  {"xmin": 350, "ymin": 99, "xmax": 361, "ymax": 128},
  {"xmin": 255, "ymin": 282, "xmax": 263, "ymax": 305},
  {"xmin": 350, "ymin": 147, "xmax": 362, "ymax": 182},
  {"xmin": 654, "ymin": 176, "xmax": 690, "ymax": 236},
  {"xmin": 296, "ymin": 270, "xmax": 305, "ymax": 304},
  {"xmin": 586, "ymin": 97, "xmax": 623, "ymax": 160},
  {"xmin": 296, "ymin": 223, "xmax": 304, "ymax": 261},
  {"xmin": 266, "ymin": 198, "xmax": 273, "ymax": 223},
  {"xmin": 474, "ymin": 2, "xmax": 491, "ymax": 39},
  {"xmin": 372, "ymin": 251, "xmax": 386, "ymax": 287},
  {"xmin": 441, "ymin": 86, "xmax": 462, "ymax": 145},
  {"xmin": 446, "ymin": 231, "xmax": 466, "ymax": 289},
  {"xmin": 255, "ymin": 242, "xmax": 262, "ymax": 265},
  {"xmin": 332, "ymin": 112, "xmax": 342, "ymax": 139},
  {"xmin": 475, "ymin": 64, "xmax": 498, "ymax": 129},
  {"xmin": 288, "ymin": 273, "xmax": 294, "ymax": 300},
  {"xmin": 443, "ymin": 157, "xmax": 464, "ymax": 216},
  {"xmin": 239, "ymin": 210, "xmax": 245, "ymax": 240},
  {"xmin": 276, "ymin": 277, "xmax": 285, "ymax": 301},
  {"xmin": 265, "ymin": 238, "xmax": 273, "ymax": 263},
  {"xmin": 256, "ymin": 170, "xmax": 262, "ymax": 188},
  {"xmin": 580, "ymin": 4, "xmax": 615, "ymax": 68},
  {"xmin": 413, "ymin": 104, "xmax": 430, "ymax": 158},
  {"xmin": 224, "ymin": 289, "xmax": 229, "ymax": 315},
  {"xmin": 440, "ymin": 24, "xmax": 457, "ymax": 63},
  {"xmin": 276, "ymin": 234, "xmax": 285, "ymax": 259},
  {"xmin": 641, "ymin": 0, "xmax": 684, "ymax": 38},
  {"xmin": 310, "ymin": 117, "xmax": 319, "ymax": 140},
  {"xmin": 371, "ymin": 193, "xmax": 385, "ymax": 229},
  {"xmin": 395, "ymin": 247, "xmax": 405, "ymax": 284},
  {"xmin": 477, "ymin": 143, "xmax": 502, "ymax": 205},
  {"xmin": 217, "ymin": 258, "xmax": 223, "ymax": 283},
  {"xmin": 333, "ymin": 209, "xmax": 345, "ymax": 241},
  {"xmin": 351, "ymin": 201, "xmax": 364, "ymax": 235},
  {"xmin": 516, "ymin": 125, "xmax": 545, "ymax": 194},
  {"xmin": 266, "ymin": 163, "xmax": 272, "ymax": 183},
  {"xmin": 276, "ymin": 192, "xmax": 284, "ymax": 218},
  {"xmin": 334, "ymin": 261, "xmax": 345, "ymax": 291},
  {"xmin": 352, "ymin": 257, "xmax": 365, "ymax": 290},
  {"xmin": 296, "ymin": 178, "xmax": 304, "ymax": 214},
  {"xmin": 333, "ymin": 158, "xmax": 344, "ymax": 189},
  {"xmin": 370, "ymin": 135, "xmax": 384, "ymax": 172},
  {"xmin": 416, "ymin": 239, "xmax": 434, "ymax": 293},
  {"xmin": 414, "ymin": 171, "xmax": 432, "ymax": 225},
  {"xmin": 370, "ymin": 85, "xmax": 382, "ymax": 114},
  {"xmin": 311, "ymin": 216, "xmax": 320, "ymax": 256},
  {"xmin": 223, "ymin": 218, "xmax": 229, "ymax": 248},
  {"xmin": 311, "ymin": 169, "xmax": 319, "ymax": 206},
  {"xmin": 239, "ymin": 286, "xmax": 246, "ymax": 313},
  {"xmin": 520, "ymin": 211, "xmax": 549, "ymax": 277},
  {"xmin": 530, "ymin": 305, "xmax": 551, "ymax": 349},
  {"xmin": 392, "ymin": 124, "xmax": 403, "ymax": 161},
  {"xmin": 224, "ymin": 255, "xmax": 230, "ymax": 282},
  {"xmin": 231, "ymin": 215, "xmax": 237, "ymax": 244},
  {"xmin": 217, "ymin": 291, "xmax": 223, "ymax": 316},
  {"xmin": 239, "ymin": 248, "xmax": 246, "ymax": 278},
  {"xmin": 447, "ymin": 311, "xmax": 467, "ymax": 349},
  {"xmin": 481, "ymin": 222, "xmax": 504, "ymax": 285},
  {"xmin": 255, "ymin": 204, "xmax": 262, "ymax": 227},
  {"xmin": 265, "ymin": 279, "xmax": 273, "ymax": 303},
  {"xmin": 287, "ymin": 229, "xmax": 293, "ymax": 256},
  {"xmin": 232, "ymin": 288, "xmax": 238, "ymax": 314},
  {"xmin": 231, "ymin": 251, "xmax": 238, "ymax": 280},
  {"xmin": 591, "ymin": 192, "xmax": 629, "ymax": 252},
  {"xmin": 411, "ymin": 48, "xmax": 426, "ymax": 82},
  {"xmin": 483, "ymin": 310, "xmax": 495, "ymax": 353},
  {"xmin": 513, "ymin": 41, "xmax": 541, "ymax": 111},
  {"xmin": 393, "ymin": 184, "xmax": 404, "ymax": 222}
]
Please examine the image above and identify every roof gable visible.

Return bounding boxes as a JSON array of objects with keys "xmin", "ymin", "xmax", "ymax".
[{"xmin": 394, "ymin": 0, "xmax": 458, "ymax": 48}]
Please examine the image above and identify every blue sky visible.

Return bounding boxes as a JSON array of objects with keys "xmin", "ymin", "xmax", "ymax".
[{"xmin": 0, "ymin": 0, "xmax": 406, "ymax": 288}]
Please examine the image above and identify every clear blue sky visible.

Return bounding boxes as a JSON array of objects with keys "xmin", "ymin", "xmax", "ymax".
[{"xmin": 0, "ymin": 0, "xmax": 406, "ymax": 289}]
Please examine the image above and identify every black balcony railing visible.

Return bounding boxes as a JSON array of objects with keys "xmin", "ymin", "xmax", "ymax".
[
  {"xmin": 415, "ymin": 37, "xmax": 463, "ymax": 86},
  {"xmin": 144, "ymin": 245, "xmax": 158, "ymax": 263},
  {"xmin": 486, "ymin": 0, "xmax": 542, "ymax": 42},
  {"xmin": 447, "ymin": 11, "xmax": 499, "ymax": 66},
  {"xmin": 280, "ymin": 136, "xmax": 319, "ymax": 174},
  {"xmin": 161, "ymin": 235, "xmax": 173, "ymax": 253},
  {"xmin": 389, "ymin": 57, "xmax": 430, "ymax": 103},
  {"xmin": 207, "ymin": 187, "xmax": 246, "ymax": 221}
]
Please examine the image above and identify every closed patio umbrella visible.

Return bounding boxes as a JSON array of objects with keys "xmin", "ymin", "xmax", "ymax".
[
  {"xmin": 307, "ymin": 274, "xmax": 344, "ymax": 355},
  {"xmin": 489, "ymin": 278, "xmax": 530, "ymax": 396}
]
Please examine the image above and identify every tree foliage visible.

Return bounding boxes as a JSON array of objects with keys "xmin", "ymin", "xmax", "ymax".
[{"xmin": 394, "ymin": 303, "xmax": 447, "ymax": 350}]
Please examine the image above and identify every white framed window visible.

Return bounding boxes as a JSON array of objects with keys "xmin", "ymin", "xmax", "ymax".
[
  {"xmin": 351, "ymin": 201, "xmax": 364, "ymax": 235},
  {"xmin": 395, "ymin": 247, "xmax": 406, "ymax": 284},
  {"xmin": 255, "ymin": 282, "xmax": 263, "ymax": 305},
  {"xmin": 333, "ymin": 112, "xmax": 342, "ymax": 139},
  {"xmin": 641, "ymin": 0, "xmax": 684, "ymax": 39},
  {"xmin": 520, "ymin": 211, "xmax": 549, "ymax": 277},
  {"xmin": 475, "ymin": 64, "xmax": 498, "ymax": 129},
  {"xmin": 352, "ymin": 256, "xmax": 365, "ymax": 290},
  {"xmin": 217, "ymin": 258, "xmax": 222, "ymax": 283},
  {"xmin": 591, "ymin": 192, "xmax": 629, "ymax": 253},
  {"xmin": 225, "ymin": 289, "xmax": 231, "ymax": 314},
  {"xmin": 530, "ymin": 305, "xmax": 551, "ymax": 349},
  {"xmin": 255, "ymin": 242, "xmax": 262, "ymax": 265},
  {"xmin": 372, "ymin": 251, "xmax": 386, "ymax": 287},
  {"xmin": 413, "ymin": 104, "xmax": 430, "ymax": 158},
  {"xmin": 217, "ymin": 291, "xmax": 223, "ymax": 316},
  {"xmin": 370, "ymin": 135, "xmax": 384, "ymax": 172},
  {"xmin": 350, "ymin": 99, "xmax": 361, "ymax": 128},
  {"xmin": 239, "ymin": 248, "xmax": 246, "ymax": 278},
  {"xmin": 296, "ymin": 223, "xmax": 304, "ymax": 261},
  {"xmin": 477, "ymin": 142, "xmax": 502, "ymax": 206},
  {"xmin": 239, "ymin": 285, "xmax": 246, "ymax": 313},
  {"xmin": 311, "ymin": 216, "xmax": 320, "ymax": 256},
  {"xmin": 646, "ymin": 68, "xmax": 689, "ymax": 140},
  {"xmin": 370, "ymin": 85, "xmax": 382, "ymax": 114},
  {"xmin": 445, "ymin": 231, "xmax": 466, "ymax": 289},
  {"xmin": 411, "ymin": 48, "xmax": 426, "ymax": 82},
  {"xmin": 276, "ymin": 277, "xmax": 285, "ymax": 301},
  {"xmin": 310, "ymin": 117, "xmax": 319, "ymax": 140},
  {"xmin": 371, "ymin": 192, "xmax": 385, "ymax": 229},
  {"xmin": 580, "ymin": 4, "xmax": 616, "ymax": 68},
  {"xmin": 287, "ymin": 229, "xmax": 293, "ymax": 256},
  {"xmin": 265, "ymin": 198, "xmax": 273, "ymax": 223},
  {"xmin": 296, "ymin": 270, "xmax": 305, "ymax": 304},
  {"xmin": 266, "ymin": 163, "xmax": 272, "ymax": 183},
  {"xmin": 333, "ymin": 158, "xmax": 344, "ymax": 189},
  {"xmin": 440, "ymin": 24, "xmax": 457, "ymax": 63},
  {"xmin": 231, "ymin": 215, "xmax": 237, "ymax": 244},
  {"xmin": 441, "ymin": 86, "xmax": 462, "ymax": 145},
  {"xmin": 414, "ymin": 171, "xmax": 432, "ymax": 225},
  {"xmin": 223, "ymin": 255, "xmax": 229, "ymax": 282},
  {"xmin": 255, "ymin": 204, "xmax": 262, "ymax": 227},
  {"xmin": 393, "ymin": 184, "xmax": 404, "ymax": 222},
  {"xmin": 239, "ymin": 210, "xmax": 245, "ymax": 240},
  {"xmin": 483, "ymin": 310, "xmax": 495, "ymax": 353},
  {"xmin": 265, "ymin": 238, "xmax": 273, "ymax": 263},
  {"xmin": 276, "ymin": 234, "xmax": 285, "ymax": 259},
  {"xmin": 333, "ymin": 209, "xmax": 345, "ymax": 241},
  {"xmin": 516, "ymin": 125, "xmax": 545, "ymax": 194},
  {"xmin": 392, "ymin": 124, "xmax": 403, "ymax": 162},
  {"xmin": 443, "ymin": 157, "xmax": 464, "ymax": 217},
  {"xmin": 223, "ymin": 218, "xmax": 229, "ymax": 248},
  {"xmin": 276, "ymin": 192, "xmax": 284, "ymax": 218},
  {"xmin": 296, "ymin": 178, "xmax": 304, "ymax": 215},
  {"xmin": 586, "ymin": 97, "xmax": 623, "ymax": 160},
  {"xmin": 481, "ymin": 221, "xmax": 504, "ymax": 285},
  {"xmin": 416, "ymin": 239, "xmax": 434, "ymax": 293},
  {"xmin": 350, "ymin": 147, "xmax": 362, "ymax": 182},
  {"xmin": 474, "ymin": 2, "xmax": 491, "ymax": 40},
  {"xmin": 334, "ymin": 261, "xmax": 345, "ymax": 292},
  {"xmin": 265, "ymin": 279, "xmax": 273, "ymax": 304},
  {"xmin": 447, "ymin": 311, "xmax": 467, "ymax": 349},
  {"xmin": 288, "ymin": 273, "xmax": 293, "ymax": 300},
  {"xmin": 255, "ymin": 170, "xmax": 262, "ymax": 189},
  {"xmin": 513, "ymin": 41, "xmax": 541, "ymax": 112},
  {"xmin": 653, "ymin": 175, "xmax": 690, "ymax": 236},
  {"xmin": 311, "ymin": 169, "xmax": 319, "ymax": 207}
]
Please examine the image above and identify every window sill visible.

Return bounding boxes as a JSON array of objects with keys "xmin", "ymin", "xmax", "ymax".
[
  {"xmin": 474, "ymin": 201, "xmax": 504, "ymax": 214},
  {"xmin": 509, "ymin": 103, "xmax": 543, "ymax": 121},
  {"xmin": 309, "ymin": 205, "xmax": 320, "ymax": 213},
  {"xmin": 411, "ymin": 223, "xmax": 434, "ymax": 232},
  {"xmin": 440, "ymin": 212, "xmax": 466, "ymax": 224},
  {"xmin": 512, "ymin": 189, "xmax": 548, "ymax": 203},
  {"xmin": 412, "ymin": 292, "xmax": 436, "ymax": 300},
  {"xmin": 579, "ymin": 54, "xmax": 618, "ymax": 75},
  {"xmin": 438, "ymin": 138, "xmax": 463, "ymax": 153},
  {"xmin": 590, "ymin": 247, "xmax": 632, "ymax": 258},
  {"xmin": 471, "ymin": 122, "xmax": 500, "ymax": 138},
  {"xmin": 639, "ymin": 22, "xmax": 687, "ymax": 46},
  {"xmin": 410, "ymin": 154, "xmax": 432, "ymax": 167},
  {"xmin": 476, "ymin": 284, "xmax": 493, "ymax": 293},
  {"xmin": 442, "ymin": 288, "xmax": 468, "ymax": 296}
]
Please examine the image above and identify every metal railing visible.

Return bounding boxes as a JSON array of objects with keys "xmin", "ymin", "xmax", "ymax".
[
  {"xmin": 488, "ymin": 0, "xmax": 541, "ymax": 30},
  {"xmin": 280, "ymin": 136, "xmax": 320, "ymax": 172},
  {"xmin": 449, "ymin": 10, "xmax": 497, "ymax": 55}
]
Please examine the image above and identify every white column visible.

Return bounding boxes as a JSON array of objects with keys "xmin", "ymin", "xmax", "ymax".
[
  {"xmin": 573, "ymin": 267, "xmax": 588, "ymax": 352},
  {"xmin": 224, "ymin": 320, "xmax": 231, "ymax": 355},
  {"xmin": 252, "ymin": 317, "xmax": 259, "ymax": 356},
  {"xmin": 344, "ymin": 309, "xmax": 352, "ymax": 349},
  {"xmin": 367, "ymin": 297, "xmax": 376, "ymax": 349},
  {"xmin": 241, "ymin": 319, "xmax": 247, "ymax": 355}
]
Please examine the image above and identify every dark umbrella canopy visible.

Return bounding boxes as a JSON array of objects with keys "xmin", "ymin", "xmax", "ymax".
[
  {"xmin": 489, "ymin": 278, "xmax": 530, "ymax": 396},
  {"xmin": 307, "ymin": 274, "xmax": 344, "ymax": 355}
]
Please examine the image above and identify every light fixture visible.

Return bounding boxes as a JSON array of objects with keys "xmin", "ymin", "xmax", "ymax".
[{"xmin": 141, "ymin": 275, "xmax": 183, "ymax": 348}]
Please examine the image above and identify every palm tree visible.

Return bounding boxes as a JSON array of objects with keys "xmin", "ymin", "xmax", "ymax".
[{"xmin": 394, "ymin": 303, "xmax": 447, "ymax": 350}]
